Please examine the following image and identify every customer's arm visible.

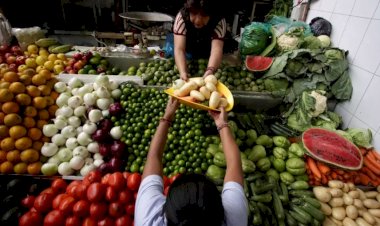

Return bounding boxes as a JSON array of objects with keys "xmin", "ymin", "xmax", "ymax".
[
  {"xmin": 209, "ymin": 108, "xmax": 243, "ymax": 186},
  {"xmin": 142, "ymin": 97, "xmax": 179, "ymax": 180}
]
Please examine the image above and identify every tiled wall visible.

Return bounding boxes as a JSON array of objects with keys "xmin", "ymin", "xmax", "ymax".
[{"xmin": 306, "ymin": 0, "xmax": 380, "ymax": 150}]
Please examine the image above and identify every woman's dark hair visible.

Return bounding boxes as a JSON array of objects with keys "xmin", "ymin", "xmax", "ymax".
[
  {"xmin": 164, "ymin": 174, "xmax": 225, "ymax": 226},
  {"xmin": 184, "ymin": 0, "xmax": 221, "ymax": 17}
]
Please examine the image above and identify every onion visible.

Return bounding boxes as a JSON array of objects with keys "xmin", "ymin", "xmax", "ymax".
[
  {"xmin": 43, "ymin": 124, "xmax": 58, "ymax": 137},
  {"xmin": 74, "ymin": 106, "xmax": 86, "ymax": 117},
  {"xmin": 95, "ymin": 75, "xmax": 110, "ymax": 86},
  {"xmin": 94, "ymin": 159, "xmax": 104, "ymax": 167},
  {"xmin": 77, "ymin": 132, "xmax": 92, "ymax": 146},
  {"xmin": 109, "ymin": 157, "xmax": 123, "ymax": 172},
  {"xmin": 98, "ymin": 162, "xmax": 112, "ymax": 174},
  {"xmin": 68, "ymin": 77, "xmax": 83, "ymax": 88},
  {"xmin": 41, "ymin": 143, "xmax": 59, "ymax": 157},
  {"xmin": 69, "ymin": 156, "xmax": 85, "ymax": 170},
  {"xmin": 66, "ymin": 137, "xmax": 78, "ymax": 149},
  {"xmin": 109, "ymin": 102, "xmax": 123, "ymax": 116},
  {"xmin": 87, "ymin": 142, "xmax": 99, "ymax": 153},
  {"xmin": 80, "ymin": 163, "xmax": 97, "ymax": 176},
  {"xmin": 88, "ymin": 109, "xmax": 102, "ymax": 123},
  {"xmin": 83, "ymin": 122, "xmax": 97, "ymax": 135},
  {"xmin": 108, "ymin": 80, "xmax": 118, "ymax": 90},
  {"xmin": 111, "ymin": 89, "xmax": 122, "ymax": 99},
  {"xmin": 76, "ymin": 126, "xmax": 83, "ymax": 134},
  {"xmin": 67, "ymin": 96, "xmax": 83, "ymax": 109},
  {"xmin": 56, "ymin": 93, "xmax": 71, "ymax": 107},
  {"xmin": 61, "ymin": 126, "xmax": 77, "ymax": 138},
  {"xmin": 41, "ymin": 163, "xmax": 58, "ymax": 176},
  {"xmin": 98, "ymin": 144, "xmax": 110, "ymax": 157},
  {"xmin": 93, "ymin": 153, "xmax": 103, "ymax": 160},
  {"xmin": 73, "ymin": 146, "xmax": 89, "ymax": 158},
  {"xmin": 58, "ymin": 162, "xmax": 74, "ymax": 176},
  {"xmin": 68, "ymin": 116, "xmax": 81, "ymax": 128},
  {"xmin": 96, "ymin": 98, "xmax": 112, "ymax": 110},
  {"xmin": 57, "ymin": 148, "xmax": 73, "ymax": 162},
  {"xmin": 51, "ymin": 134, "xmax": 66, "ymax": 146},
  {"xmin": 54, "ymin": 117, "xmax": 67, "ymax": 130},
  {"xmin": 54, "ymin": 82, "xmax": 67, "ymax": 93},
  {"xmin": 60, "ymin": 106, "xmax": 74, "ymax": 118},
  {"xmin": 83, "ymin": 93, "xmax": 97, "ymax": 106},
  {"xmin": 48, "ymin": 155, "xmax": 61, "ymax": 165},
  {"xmin": 110, "ymin": 126, "xmax": 122, "ymax": 140},
  {"xmin": 96, "ymin": 86, "xmax": 110, "ymax": 98},
  {"xmin": 100, "ymin": 119, "xmax": 113, "ymax": 132},
  {"xmin": 102, "ymin": 110, "xmax": 109, "ymax": 117},
  {"xmin": 111, "ymin": 140, "xmax": 126, "ymax": 158}
]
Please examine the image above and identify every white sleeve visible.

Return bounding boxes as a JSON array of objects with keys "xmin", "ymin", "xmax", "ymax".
[
  {"xmin": 222, "ymin": 182, "xmax": 249, "ymax": 226},
  {"xmin": 135, "ymin": 175, "xmax": 167, "ymax": 226}
]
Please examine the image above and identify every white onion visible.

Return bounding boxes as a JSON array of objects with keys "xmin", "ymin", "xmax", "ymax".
[
  {"xmin": 58, "ymin": 162, "xmax": 74, "ymax": 176},
  {"xmin": 88, "ymin": 109, "xmax": 102, "ymax": 123},
  {"xmin": 43, "ymin": 124, "xmax": 58, "ymax": 137},
  {"xmin": 87, "ymin": 142, "xmax": 99, "ymax": 153},
  {"xmin": 74, "ymin": 106, "xmax": 86, "ymax": 117},
  {"xmin": 61, "ymin": 126, "xmax": 77, "ymax": 138},
  {"xmin": 83, "ymin": 122, "xmax": 97, "ymax": 134},
  {"xmin": 51, "ymin": 134, "xmax": 66, "ymax": 146},
  {"xmin": 77, "ymin": 132, "xmax": 92, "ymax": 146},
  {"xmin": 96, "ymin": 98, "xmax": 112, "ymax": 110},
  {"xmin": 69, "ymin": 156, "xmax": 85, "ymax": 170},
  {"xmin": 66, "ymin": 137, "xmax": 78, "ymax": 149},
  {"xmin": 41, "ymin": 143, "xmax": 59, "ymax": 157},
  {"xmin": 56, "ymin": 93, "xmax": 71, "ymax": 107},
  {"xmin": 83, "ymin": 93, "xmax": 97, "ymax": 106},
  {"xmin": 68, "ymin": 77, "xmax": 83, "ymax": 88},
  {"xmin": 67, "ymin": 96, "xmax": 83, "ymax": 109},
  {"xmin": 110, "ymin": 126, "xmax": 122, "ymax": 140},
  {"xmin": 60, "ymin": 106, "xmax": 74, "ymax": 118},
  {"xmin": 54, "ymin": 82, "xmax": 67, "ymax": 93},
  {"xmin": 73, "ymin": 146, "xmax": 89, "ymax": 158},
  {"xmin": 68, "ymin": 116, "xmax": 81, "ymax": 128}
]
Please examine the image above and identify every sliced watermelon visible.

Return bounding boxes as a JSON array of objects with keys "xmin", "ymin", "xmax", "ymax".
[
  {"xmin": 302, "ymin": 127, "xmax": 362, "ymax": 170},
  {"xmin": 245, "ymin": 56, "xmax": 274, "ymax": 72}
]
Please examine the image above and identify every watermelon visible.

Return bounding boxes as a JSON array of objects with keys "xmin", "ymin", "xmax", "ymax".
[
  {"xmin": 245, "ymin": 56, "xmax": 274, "ymax": 72},
  {"xmin": 302, "ymin": 127, "xmax": 363, "ymax": 170}
]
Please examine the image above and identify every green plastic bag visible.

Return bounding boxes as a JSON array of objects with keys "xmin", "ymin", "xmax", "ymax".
[{"xmin": 240, "ymin": 22, "xmax": 271, "ymax": 56}]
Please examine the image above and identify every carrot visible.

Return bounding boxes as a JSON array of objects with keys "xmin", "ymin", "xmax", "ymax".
[
  {"xmin": 307, "ymin": 157, "xmax": 321, "ymax": 180},
  {"xmin": 360, "ymin": 148, "xmax": 368, "ymax": 156},
  {"xmin": 367, "ymin": 151, "xmax": 380, "ymax": 164},
  {"xmin": 370, "ymin": 150, "xmax": 380, "ymax": 160},
  {"xmin": 358, "ymin": 173, "xmax": 372, "ymax": 186},
  {"xmin": 331, "ymin": 172, "xmax": 338, "ymax": 179},
  {"xmin": 364, "ymin": 155, "xmax": 380, "ymax": 175},
  {"xmin": 321, "ymin": 174, "xmax": 328, "ymax": 185},
  {"xmin": 361, "ymin": 166, "xmax": 378, "ymax": 181},
  {"xmin": 316, "ymin": 161, "xmax": 331, "ymax": 175},
  {"xmin": 335, "ymin": 169, "xmax": 345, "ymax": 175}
]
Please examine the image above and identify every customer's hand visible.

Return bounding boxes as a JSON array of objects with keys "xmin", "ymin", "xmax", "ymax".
[
  {"xmin": 180, "ymin": 72, "xmax": 189, "ymax": 81},
  {"xmin": 164, "ymin": 97, "xmax": 179, "ymax": 121},
  {"xmin": 209, "ymin": 107, "xmax": 227, "ymax": 127}
]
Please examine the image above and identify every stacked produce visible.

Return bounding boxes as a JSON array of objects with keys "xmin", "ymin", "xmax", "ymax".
[
  {"xmin": 313, "ymin": 180, "xmax": 380, "ymax": 226},
  {"xmin": 39, "ymin": 75, "xmax": 121, "ymax": 176},
  {"xmin": 0, "ymin": 45, "xmax": 26, "ymax": 72}
]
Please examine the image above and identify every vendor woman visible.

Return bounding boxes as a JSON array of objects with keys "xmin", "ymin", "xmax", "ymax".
[{"xmin": 173, "ymin": 0, "xmax": 226, "ymax": 80}]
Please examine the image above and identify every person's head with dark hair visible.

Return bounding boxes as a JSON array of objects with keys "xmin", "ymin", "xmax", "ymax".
[
  {"xmin": 183, "ymin": 0, "xmax": 221, "ymax": 28},
  {"xmin": 164, "ymin": 173, "xmax": 225, "ymax": 226}
]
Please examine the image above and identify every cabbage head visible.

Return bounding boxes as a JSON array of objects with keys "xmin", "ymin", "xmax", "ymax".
[
  {"xmin": 317, "ymin": 35, "xmax": 331, "ymax": 48},
  {"xmin": 346, "ymin": 128, "xmax": 373, "ymax": 149}
]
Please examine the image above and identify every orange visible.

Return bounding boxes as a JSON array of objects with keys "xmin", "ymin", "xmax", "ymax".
[
  {"xmin": 14, "ymin": 162, "xmax": 27, "ymax": 174},
  {"xmin": 0, "ymin": 125, "xmax": 9, "ymax": 139},
  {"xmin": 8, "ymin": 82, "xmax": 26, "ymax": 94},
  {"xmin": 19, "ymin": 74, "xmax": 32, "ymax": 85},
  {"xmin": 33, "ymin": 97, "xmax": 47, "ymax": 109},
  {"xmin": 24, "ymin": 106, "xmax": 38, "ymax": 117},
  {"xmin": 15, "ymin": 93, "xmax": 32, "ymax": 106},
  {"xmin": 20, "ymin": 149, "xmax": 39, "ymax": 163},
  {"xmin": 0, "ymin": 150, "xmax": 7, "ymax": 162},
  {"xmin": 45, "ymin": 96, "xmax": 55, "ymax": 106},
  {"xmin": 32, "ymin": 141, "xmax": 43, "ymax": 150},
  {"xmin": 0, "ymin": 112, "xmax": 4, "ymax": 124},
  {"xmin": 3, "ymin": 113, "xmax": 22, "ymax": 127},
  {"xmin": 9, "ymin": 125, "xmax": 27, "ymax": 140},
  {"xmin": 3, "ymin": 71, "xmax": 19, "ymax": 83},
  {"xmin": 0, "ymin": 88, "xmax": 14, "ymax": 102},
  {"xmin": 22, "ymin": 68, "xmax": 36, "ymax": 77},
  {"xmin": 50, "ymin": 91, "xmax": 59, "ymax": 100},
  {"xmin": 36, "ymin": 120, "xmax": 48, "ymax": 129},
  {"xmin": 23, "ymin": 117, "xmax": 36, "ymax": 128},
  {"xmin": 31, "ymin": 74, "xmax": 46, "ymax": 86},
  {"xmin": 28, "ymin": 128, "xmax": 42, "ymax": 141},
  {"xmin": 40, "ymin": 136, "xmax": 50, "ymax": 143},
  {"xmin": 1, "ymin": 102, "xmax": 20, "ymax": 114},
  {"xmin": 15, "ymin": 137, "xmax": 33, "ymax": 150},
  {"xmin": 48, "ymin": 105, "xmax": 59, "ymax": 117},
  {"xmin": 0, "ymin": 81, "xmax": 10, "ymax": 89},
  {"xmin": 46, "ymin": 77, "xmax": 58, "ymax": 88},
  {"xmin": 38, "ymin": 69, "xmax": 52, "ymax": 80},
  {"xmin": 26, "ymin": 85, "xmax": 41, "ymax": 97},
  {"xmin": 0, "ymin": 161, "xmax": 14, "ymax": 174},
  {"xmin": 38, "ymin": 85, "xmax": 51, "ymax": 96},
  {"xmin": 27, "ymin": 162, "xmax": 42, "ymax": 175},
  {"xmin": 6, "ymin": 150, "xmax": 21, "ymax": 163},
  {"xmin": 0, "ymin": 137, "xmax": 15, "ymax": 151},
  {"xmin": 38, "ymin": 109, "xmax": 49, "ymax": 120}
]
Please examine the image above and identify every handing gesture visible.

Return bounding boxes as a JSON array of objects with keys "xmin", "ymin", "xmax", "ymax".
[
  {"xmin": 208, "ymin": 107, "xmax": 227, "ymax": 128},
  {"xmin": 164, "ymin": 97, "xmax": 180, "ymax": 121}
]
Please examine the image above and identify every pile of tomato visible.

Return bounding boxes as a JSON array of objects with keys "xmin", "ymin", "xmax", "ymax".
[{"xmin": 18, "ymin": 171, "xmax": 155, "ymax": 226}]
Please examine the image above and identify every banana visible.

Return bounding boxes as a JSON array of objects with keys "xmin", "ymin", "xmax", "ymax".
[
  {"xmin": 50, "ymin": 44, "xmax": 73, "ymax": 54},
  {"xmin": 48, "ymin": 44, "xmax": 60, "ymax": 53},
  {"xmin": 35, "ymin": 38, "xmax": 60, "ymax": 48}
]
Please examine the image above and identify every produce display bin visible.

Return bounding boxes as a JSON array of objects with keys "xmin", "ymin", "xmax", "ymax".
[{"xmin": 58, "ymin": 73, "xmax": 143, "ymax": 85}]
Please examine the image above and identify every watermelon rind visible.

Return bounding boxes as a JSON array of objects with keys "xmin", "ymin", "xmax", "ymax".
[
  {"xmin": 302, "ymin": 127, "xmax": 363, "ymax": 170},
  {"xmin": 245, "ymin": 56, "xmax": 274, "ymax": 72}
]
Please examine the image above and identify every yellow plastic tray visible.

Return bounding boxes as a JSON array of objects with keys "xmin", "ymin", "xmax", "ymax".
[{"xmin": 164, "ymin": 81, "xmax": 234, "ymax": 111}]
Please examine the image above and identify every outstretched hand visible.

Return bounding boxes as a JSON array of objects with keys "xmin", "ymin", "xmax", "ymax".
[
  {"xmin": 208, "ymin": 107, "xmax": 227, "ymax": 127},
  {"xmin": 164, "ymin": 97, "xmax": 179, "ymax": 121},
  {"xmin": 180, "ymin": 73, "xmax": 189, "ymax": 81}
]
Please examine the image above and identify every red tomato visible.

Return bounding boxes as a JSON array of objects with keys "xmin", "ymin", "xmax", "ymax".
[
  {"xmin": 58, "ymin": 196, "xmax": 76, "ymax": 215},
  {"xmin": 122, "ymin": 172, "xmax": 131, "ymax": 180},
  {"xmin": 67, "ymin": 184, "xmax": 78, "ymax": 197},
  {"xmin": 66, "ymin": 216, "xmax": 82, "ymax": 226},
  {"xmin": 82, "ymin": 217, "xmax": 97, "ymax": 226},
  {"xmin": 74, "ymin": 183, "xmax": 88, "ymax": 200},
  {"xmin": 21, "ymin": 195, "xmax": 35, "ymax": 209},
  {"xmin": 41, "ymin": 187, "xmax": 56, "ymax": 195},
  {"xmin": 118, "ymin": 190, "xmax": 133, "ymax": 204},
  {"xmin": 51, "ymin": 178, "xmax": 67, "ymax": 194},
  {"xmin": 115, "ymin": 216, "xmax": 133, "ymax": 226},
  {"xmin": 66, "ymin": 181, "xmax": 81, "ymax": 193},
  {"xmin": 101, "ymin": 173, "xmax": 111, "ymax": 185},
  {"xmin": 53, "ymin": 194, "xmax": 69, "ymax": 210},
  {"xmin": 84, "ymin": 170, "xmax": 102, "ymax": 184},
  {"xmin": 87, "ymin": 182, "xmax": 106, "ymax": 202},
  {"xmin": 19, "ymin": 211, "xmax": 43, "ymax": 226},
  {"xmin": 134, "ymin": 192, "xmax": 138, "ymax": 200},
  {"xmin": 73, "ymin": 200, "xmax": 90, "ymax": 217},
  {"xmin": 164, "ymin": 186, "xmax": 170, "ymax": 196},
  {"xmin": 34, "ymin": 193, "xmax": 54, "ymax": 213},
  {"xmin": 105, "ymin": 186, "xmax": 118, "ymax": 202},
  {"xmin": 97, "ymin": 217, "xmax": 114, "ymax": 226},
  {"xmin": 89, "ymin": 202, "xmax": 108, "ymax": 220},
  {"xmin": 127, "ymin": 173, "xmax": 141, "ymax": 191},
  {"xmin": 44, "ymin": 210, "xmax": 65, "ymax": 226},
  {"xmin": 169, "ymin": 173, "xmax": 180, "ymax": 184},
  {"xmin": 163, "ymin": 176, "xmax": 170, "ymax": 187},
  {"xmin": 108, "ymin": 172, "xmax": 125, "ymax": 191},
  {"xmin": 108, "ymin": 202, "xmax": 124, "ymax": 218},
  {"xmin": 30, "ymin": 207, "xmax": 38, "ymax": 213},
  {"xmin": 125, "ymin": 204, "xmax": 135, "ymax": 216}
]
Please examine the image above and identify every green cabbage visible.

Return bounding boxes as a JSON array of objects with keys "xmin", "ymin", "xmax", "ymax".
[{"xmin": 346, "ymin": 128, "xmax": 373, "ymax": 149}]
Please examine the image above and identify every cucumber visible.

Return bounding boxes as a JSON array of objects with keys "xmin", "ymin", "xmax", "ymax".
[
  {"xmin": 300, "ymin": 202, "xmax": 325, "ymax": 222},
  {"xmin": 289, "ymin": 210, "xmax": 309, "ymax": 225},
  {"xmin": 289, "ymin": 181, "xmax": 309, "ymax": 190},
  {"xmin": 285, "ymin": 211, "xmax": 297, "ymax": 226},
  {"xmin": 289, "ymin": 190, "xmax": 314, "ymax": 197},
  {"xmin": 273, "ymin": 191, "xmax": 285, "ymax": 221},
  {"xmin": 290, "ymin": 205, "xmax": 312, "ymax": 224},
  {"xmin": 303, "ymin": 197, "xmax": 321, "ymax": 209}
]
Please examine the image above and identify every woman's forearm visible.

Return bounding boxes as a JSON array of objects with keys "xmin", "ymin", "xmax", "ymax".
[
  {"xmin": 219, "ymin": 126, "xmax": 244, "ymax": 186},
  {"xmin": 174, "ymin": 48, "xmax": 188, "ymax": 77},
  {"xmin": 206, "ymin": 39, "xmax": 224, "ymax": 76}
]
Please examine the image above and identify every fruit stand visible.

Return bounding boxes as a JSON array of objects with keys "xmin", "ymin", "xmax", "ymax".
[{"xmin": 1, "ymin": 13, "xmax": 380, "ymax": 226}]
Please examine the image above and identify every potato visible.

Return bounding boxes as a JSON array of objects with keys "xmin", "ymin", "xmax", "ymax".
[
  {"xmin": 344, "ymin": 193, "xmax": 354, "ymax": 206},
  {"xmin": 330, "ymin": 188, "xmax": 343, "ymax": 197},
  {"xmin": 343, "ymin": 217, "xmax": 359, "ymax": 226},
  {"xmin": 331, "ymin": 217, "xmax": 343, "ymax": 226},
  {"xmin": 349, "ymin": 191, "xmax": 360, "ymax": 199},
  {"xmin": 323, "ymin": 217, "xmax": 339, "ymax": 226},
  {"xmin": 346, "ymin": 205, "xmax": 359, "ymax": 219},
  {"xmin": 354, "ymin": 199, "xmax": 364, "ymax": 209},
  {"xmin": 321, "ymin": 202, "xmax": 332, "ymax": 216},
  {"xmin": 329, "ymin": 198, "xmax": 344, "ymax": 207},
  {"xmin": 356, "ymin": 217, "xmax": 372, "ymax": 226},
  {"xmin": 363, "ymin": 212, "xmax": 376, "ymax": 225},
  {"xmin": 365, "ymin": 191, "xmax": 378, "ymax": 199},
  {"xmin": 377, "ymin": 186, "xmax": 380, "ymax": 193},
  {"xmin": 314, "ymin": 186, "xmax": 332, "ymax": 203},
  {"xmin": 329, "ymin": 180, "xmax": 344, "ymax": 189},
  {"xmin": 363, "ymin": 199, "xmax": 380, "ymax": 209},
  {"xmin": 359, "ymin": 190, "xmax": 367, "ymax": 200},
  {"xmin": 377, "ymin": 194, "xmax": 380, "ymax": 203},
  {"xmin": 348, "ymin": 183, "xmax": 356, "ymax": 191},
  {"xmin": 332, "ymin": 207, "xmax": 346, "ymax": 221},
  {"xmin": 343, "ymin": 183, "xmax": 350, "ymax": 193},
  {"xmin": 369, "ymin": 209, "xmax": 380, "ymax": 218}
]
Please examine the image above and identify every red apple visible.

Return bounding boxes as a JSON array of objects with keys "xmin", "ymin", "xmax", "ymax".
[
  {"xmin": 65, "ymin": 65, "xmax": 72, "ymax": 72},
  {"xmin": 4, "ymin": 53, "xmax": 13, "ymax": 58},
  {"xmin": 0, "ymin": 44, "xmax": 9, "ymax": 53},
  {"xmin": 73, "ymin": 60, "xmax": 85, "ymax": 70},
  {"xmin": 16, "ymin": 56, "xmax": 26, "ymax": 65},
  {"xmin": 73, "ymin": 53, "xmax": 83, "ymax": 61},
  {"xmin": 8, "ymin": 63, "xmax": 17, "ymax": 72},
  {"xmin": 0, "ymin": 63, "xmax": 8, "ymax": 69},
  {"xmin": 68, "ymin": 69, "xmax": 77, "ymax": 74},
  {"xmin": 11, "ymin": 46, "xmax": 22, "ymax": 55},
  {"xmin": 6, "ymin": 55, "xmax": 16, "ymax": 64}
]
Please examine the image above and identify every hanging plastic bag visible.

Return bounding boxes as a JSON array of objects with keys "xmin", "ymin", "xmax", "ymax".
[
  {"xmin": 267, "ymin": 16, "xmax": 312, "ymax": 37},
  {"xmin": 309, "ymin": 17, "xmax": 332, "ymax": 36},
  {"xmin": 12, "ymin": 26, "xmax": 45, "ymax": 50},
  {"xmin": 0, "ymin": 13, "xmax": 12, "ymax": 45},
  {"xmin": 163, "ymin": 33, "xmax": 192, "ymax": 59},
  {"xmin": 239, "ymin": 22, "xmax": 271, "ymax": 56}
]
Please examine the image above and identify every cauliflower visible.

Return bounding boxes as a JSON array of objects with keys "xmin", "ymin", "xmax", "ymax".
[
  {"xmin": 309, "ymin": 90, "xmax": 327, "ymax": 117},
  {"xmin": 277, "ymin": 34, "xmax": 301, "ymax": 52}
]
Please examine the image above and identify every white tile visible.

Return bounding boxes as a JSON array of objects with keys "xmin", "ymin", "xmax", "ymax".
[
  {"xmin": 348, "ymin": 117, "xmax": 377, "ymax": 134},
  {"xmin": 329, "ymin": 14, "xmax": 349, "ymax": 47},
  {"xmin": 373, "ymin": 132, "xmax": 380, "ymax": 151},
  {"xmin": 354, "ymin": 20, "xmax": 380, "ymax": 73},
  {"xmin": 340, "ymin": 65, "xmax": 373, "ymax": 113},
  {"xmin": 355, "ymin": 76, "xmax": 380, "ymax": 130},
  {"xmin": 338, "ymin": 17, "xmax": 370, "ymax": 63},
  {"xmin": 374, "ymin": 2, "xmax": 380, "ymax": 19},
  {"xmin": 351, "ymin": 0, "xmax": 379, "ymax": 18},
  {"xmin": 334, "ymin": 0, "xmax": 356, "ymax": 15},
  {"xmin": 310, "ymin": 0, "xmax": 323, "ymax": 10},
  {"xmin": 306, "ymin": 10, "xmax": 332, "ymax": 24},
  {"xmin": 320, "ymin": 0, "xmax": 337, "ymax": 12},
  {"xmin": 376, "ymin": 63, "xmax": 380, "ymax": 76},
  {"xmin": 334, "ymin": 104, "xmax": 353, "ymax": 129}
]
